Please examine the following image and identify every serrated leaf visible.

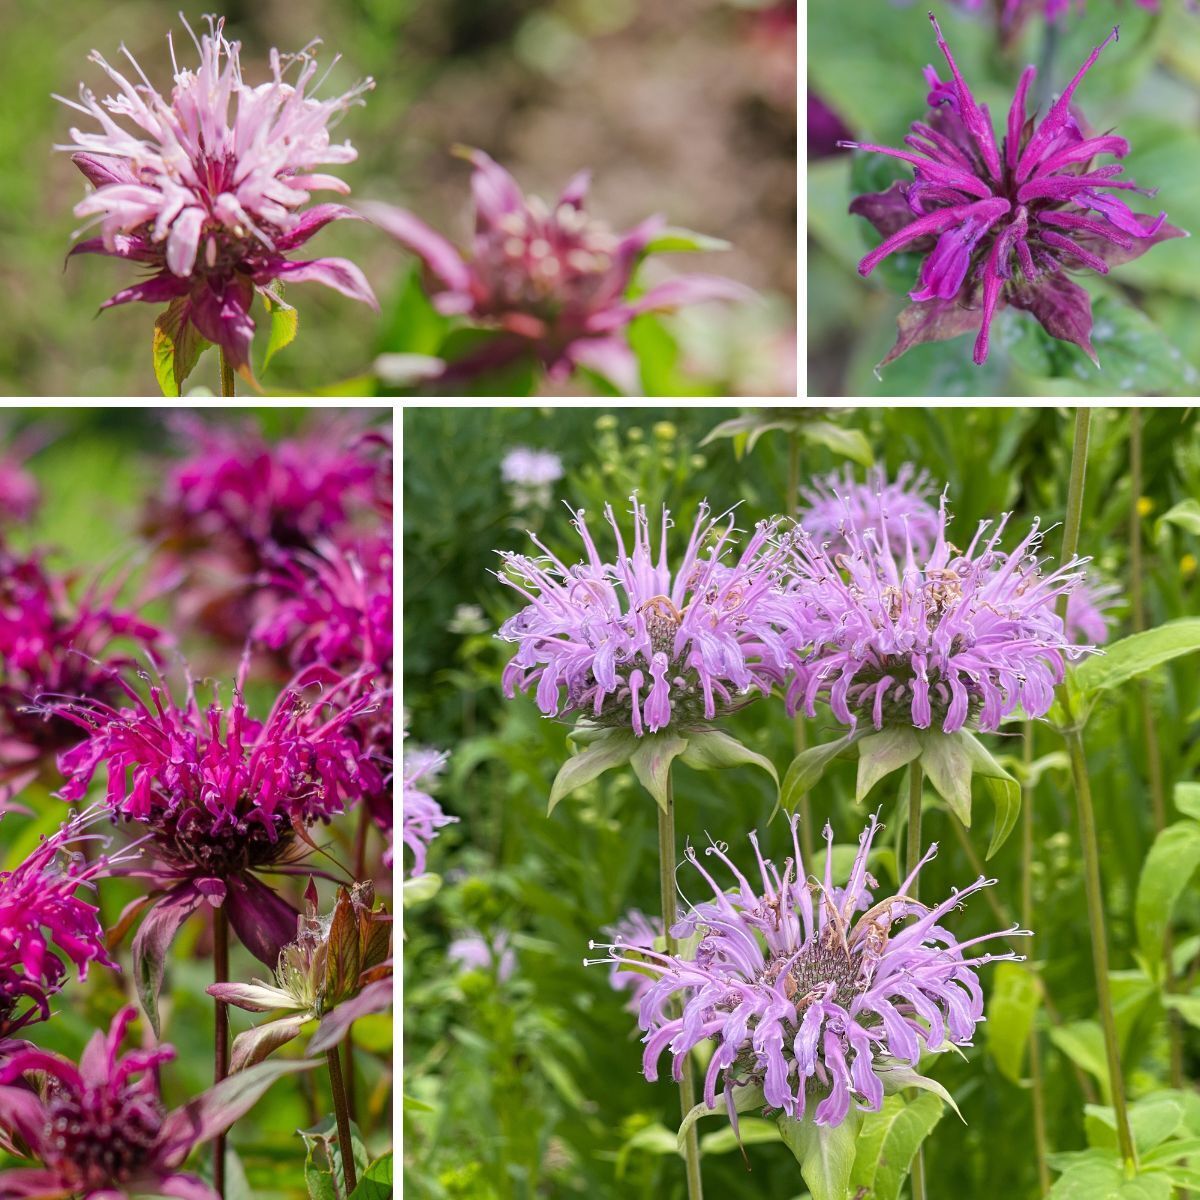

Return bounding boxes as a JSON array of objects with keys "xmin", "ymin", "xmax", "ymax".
[
  {"xmin": 152, "ymin": 297, "xmax": 210, "ymax": 397},
  {"xmin": 629, "ymin": 733, "xmax": 690, "ymax": 813},
  {"xmin": 348, "ymin": 1152, "xmax": 393, "ymax": 1199},
  {"xmin": 1074, "ymin": 620, "xmax": 1200, "ymax": 695},
  {"xmin": 1135, "ymin": 820, "xmax": 1200, "ymax": 970},
  {"xmin": 780, "ymin": 732, "xmax": 859, "ymax": 816},
  {"xmin": 986, "ymin": 961, "xmax": 1042, "ymax": 1085},
  {"xmin": 856, "ymin": 728, "xmax": 921, "ymax": 802},
  {"xmin": 850, "ymin": 1091, "xmax": 944, "ymax": 1200},
  {"xmin": 779, "ymin": 1107, "xmax": 863, "ymax": 1200},
  {"xmin": 261, "ymin": 290, "xmax": 299, "ymax": 376},
  {"xmin": 547, "ymin": 730, "xmax": 638, "ymax": 814},
  {"xmin": 1048, "ymin": 1152, "xmax": 1172, "ymax": 1200}
]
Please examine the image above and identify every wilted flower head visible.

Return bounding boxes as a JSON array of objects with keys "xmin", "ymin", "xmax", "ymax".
[
  {"xmin": 588, "ymin": 815, "xmax": 1025, "ymax": 1127},
  {"xmin": 0, "ymin": 547, "xmax": 161, "ymax": 800},
  {"xmin": 496, "ymin": 497, "xmax": 805, "ymax": 736},
  {"xmin": 208, "ymin": 880, "xmax": 392, "ymax": 1070},
  {"xmin": 49, "ymin": 659, "xmax": 383, "ymax": 969},
  {"xmin": 0, "ymin": 1005, "xmax": 310, "ymax": 1199},
  {"xmin": 787, "ymin": 498, "xmax": 1087, "ymax": 733},
  {"xmin": 842, "ymin": 17, "xmax": 1185, "ymax": 368},
  {"xmin": 402, "ymin": 744, "xmax": 456, "ymax": 878},
  {"xmin": 144, "ymin": 414, "xmax": 389, "ymax": 645},
  {"xmin": 61, "ymin": 15, "xmax": 377, "ymax": 376},
  {"xmin": 798, "ymin": 465, "xmax": 940, "ymax": 559},
  {"xmin": 448, "ymin": 930, "xmax": 516, "ymax": 984},
  {"xmin": 602, "ymin": 909, "xmax": 664, "ymax": 1013},
  {"xmin": 0, "ymin": 811, "xmax": 122, "ymax": 1036},
  {"xmin": 365, "ymin": 148, "xmax": 749, "ymax": 393}
]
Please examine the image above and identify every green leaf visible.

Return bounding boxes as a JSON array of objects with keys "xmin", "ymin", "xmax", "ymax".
[
  {"xmin": 986, "ymin": 961, "xmax": 1042, "ymax": 1085},
  {"xmin": 348, "ymin": 1152, "xmax": 393, "ymax": 1200},
  {"xmin": 1086, "ymin": 1095, "xmax": 1184, "ymax": 1155},
  {"xmin": 261, "ymin": 290, "xmax": 299, "ymax": 376},
  {"xmin": 678, "ymin": 728, "xmax": 778, "ymax": 791},
  {"xmin": 402, "ymin": 872, "xmax": 442, "ymax": 907},
  {"xmin": 779, "ymin": 1107, "xmax": 863, "ymax": 1200},
  {"xmin": 616, "ymin": 1123, "xmax": 680, "ymax": 1179},
  {"xmin": 1135, "ymin": 820, "xmax": 1200, "ymax": 969},
  {"xmin": 1048, "ymin": 1151, "xmax": 1172, "ymax": 1200},
  {"xmin": 643, "ymin": 226, "xmax": 732, "ymax": 255},
  {"xmin": 917, "ymin": 731, "xmax": 973, "ymax": 824},
  {"xmin": 875, "ymin": 1063, "xmax": 963, "ymax": 1122},
  {"xmin": 855, "ymin": 728, "xmax": 921, "ymax": 802},
  {"xmin": 1158, "ymin": 499, "xmax": 1200, "ymax": 538},
  {"xmin": 1174, "ymin": 782, "xmax": 1200, "ymax": 822},
  {"xmin": 547, "ymin": 730, "xmax": 638, "ymax": 814},
  {"xmin": 780, "ymin": 732, "xmax": 859, "ymax": 816},
  {"xmin": 1163, "ymin": 993, "xmax": 1200, "ymax": 1028},
  {"xmin": 1074, "ymin": 619, "xmax": 1200, "ymax": 695},
  {"xmin": 677, "ymin": 1084, "xmax": 765, "ymax": 1153},
  {"xmin": 301, "ymin": 1115, "xmax": 369, "ymax": 1200},
  {"xmin": 699, "ymin": 1117, "xmax": 782, "ymax": 1156},
  {"xmin": 850, "ymin": 1091, "xmax": 944, "ymax": 1200},
  {"xmin": 1049, "ymin": 1021, "xmax": 1110, "ymax": 1101},
  {"xmin": 629, "ymin": 733, "xmax": 690, "ymax": 813},
  {"xmin": 800, "ymin": 420, "xmax": 875, "ymax": 467},
  {"xmin": 152, "ymin": 298, "xmax": 210, "ymax": 397}
]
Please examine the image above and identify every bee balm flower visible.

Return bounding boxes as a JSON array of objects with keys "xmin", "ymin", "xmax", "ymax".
[
  {"xmin": 402, "ymin": 745, "xmax": 455, "ymax": 878},
  {"xmin": 588, "ymin": 815, "xmax": 1025, "ymax": 1126},
  {"xmin": 364, "ymin": 149, "xmax": 750, "ymax": 393},
  {"xmin": 842, "ymin": 17, "xmax": 1185, "ymax": 368},
  {"xmin": 496, "ymin": 497, "xmax": 805, "ymax": 736},
  {"xmin": 60, "ymin": 16, "xmax": 377, "ymax": 379}
]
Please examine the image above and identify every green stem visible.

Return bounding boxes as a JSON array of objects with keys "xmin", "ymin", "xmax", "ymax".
[
  {"xmin": 1057, "ymin": 407, "xmax": 1137, "ymax": 1174},
  {"xmin": 786, "ymin": 430, "xmax": 814, "ymax": 867},
  {"xmin": 326, "ymin": 1046, "xmax": 359, "ymax": 1194},
  {"xmin": 1130, "ymin": 409, "xmax": 1183, "ymax": 1092},
  {"xmin": 657, "ymin": 770, "xmax": 703, "ymax": 1200},
  {"xmin": 1022, "ymin": 722, "xmax": 1052, "ymax": 1198},
  {"xmin": 1033, "ymin": 18, "xmax": 1060, "ymax": 115},
  {"xmin": 905, "ymin": 759, "xmax": 927, "ymax": 1200},
  {"xmin": 219, "ymin": 348, "xmax": 235, "ymax": 397},
  {"xmin": 213, "ymin": 907, "xmax": 229, "ymax": 1199}
]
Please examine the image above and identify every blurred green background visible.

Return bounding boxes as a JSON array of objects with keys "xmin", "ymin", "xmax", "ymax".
[
  {"xmin": 0, "ymin": 0, "xmax": 795, "ymax": 396},
  {"xmin": 0, "ymin": 407, "xmax": 392, "ymax": 1198},
  {"xmin": 808, "ymin": 1, "xmax": 1200, "ymax": 397},
  {"xmin": 403, "ymin": 405, "xmax": 1200, "ymax": 1199}
]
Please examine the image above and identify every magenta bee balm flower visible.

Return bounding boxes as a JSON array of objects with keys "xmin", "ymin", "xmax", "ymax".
[
  {"xmin": 365, "ymin": 149, "xmax": 750, "ymax": 393},
  {"xmin": 842, "ymin": 17, "xmax": 1185, "ymax": 368},
  {"xmin": 0, "ymin": 811, "xmax": 123, "ymax": 1037},
  {"xmin": 60, "ymin": 16, "xmax": 377, "ymax": 382},
  {"xmin": 496, "ymin": 498, "xmax": 806, "ymax": 736},
  {"xmin": 798, "ymin": 464, "xmax": 940, "ymax": 560},
  {"xmin": 588, "ymin": 815, "xmax": 1025, "ymax": 1126},
  {"xmin": 787, "ymin": 498, "xmax": 1087, "ymax": 733},
  {"xmin": 0, "ymin": 1005, "xmax": 313, "ymax": 1200}
]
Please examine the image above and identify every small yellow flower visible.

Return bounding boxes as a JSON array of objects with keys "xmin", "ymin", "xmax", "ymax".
[
  {"xmin": 652, "ymin": 421, "xmax": 678, "ymax": 441},
  {"xmin": 594, "ymin": 414, "xmax": 618, "ymax": 431},
  {"xmin": 627, "ymin": 426, "xmax": 644, "ymax": 441},
  {"xmin": 1137, "ymin": 496, "xmax": 1155, "ymax": 518},
  {"xmin": 1182, "ymin": 554, "xmax": 1197, "ymax": 579}
]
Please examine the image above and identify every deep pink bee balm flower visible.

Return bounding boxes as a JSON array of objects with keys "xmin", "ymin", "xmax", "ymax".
[
  {"xmin": 365, "ymin": 149, "xmax": 750, "ymax": 393},
  {"xmin": 842, "ymin": 17, "xmax": 1185, "ymax": 368},
  {"xmin": 60, "ymin": 17, "xmax": 378, "ymax": 383}
]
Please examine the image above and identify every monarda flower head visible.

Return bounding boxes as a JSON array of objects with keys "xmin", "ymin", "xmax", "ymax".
[
  {"xmin": 787, "ymin": 497, "xmax": 1087, "ymax": 733},
  {"xmin": 49, "ymin": 659, "xmax": 384, "ymax": 977},
  {"xmin": 0, "ymin": 547, "xmax": 161, "ymax": 801},
  {"xmin": 402, "ymin": 744, "xmax": 455, "ymax": 878},
  {"xmin": 0, "ymin": 1005, "xmax": 314, "ymax": 1200},
  {"xmin": 0, "ymin": 810, "xmax": 124, "ymax": 1037},
  {"xmin": 587, "ymin": 815, "xmax": 1026, "ymax": 1127},
  {"xmin": 496, "ymin": 497, "xmax": 805, "ymax": 736},
  {"xmin": 60, "ymin": 15, "xmax": 377, "ymax": 383},
  {"xmin": 798, "ymin": 465, "xmax": 940, "ymax": 560},
  {"xmin": 602, "ymin": 908, "xmax": 664, "ymax": 1014},
  {"xmin": 365, "ymin": 148, "xmax": 750, "ymax": 393},
  {"xmin": 841, "ymin": 17, "xmax": 1185, "ymax": 368}
]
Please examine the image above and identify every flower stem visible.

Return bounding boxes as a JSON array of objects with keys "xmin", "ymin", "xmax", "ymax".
[
  {"xmin": 327, "ymin": 1046, "xmax": 359, "ymax": 1195},
  {"xmin": 1022, "ymin": 722, "xmax": 1052, "ymax": 1198},
  {"xmin": 905, "ymin": 758, "xmax": 927, "ymax": 1200},
  {"xmin": 786, "ymin": 429, "xmax": 814, "ymax": 866},
  {"xmin": 219, "ymin": 348, "xmax": 235, "ymax": 397},
  {"xmin": 1129, "ymin": 409, "xmax": 1182, "ymax": 1088},
  {"xmin": 658, "ymin": 769, "xmax": 703, "ymax": 1200},
  {"xmin": 1057, "ymin": 407, "xmax": 1137, "ymax": 1174},
  {"xmin": 1034, "ymin": 18, "xmax": 1060, "ymax": 115},
  {"xmin": 213, "ymin": 906, "xmax": 229, "ymax": 1199}
]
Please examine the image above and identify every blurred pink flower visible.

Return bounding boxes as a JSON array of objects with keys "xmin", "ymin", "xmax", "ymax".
[
  {"xmin": 365, "ymin": 149, "xmax": 750, "ymax": 393},
  {"xmin": 60, "ymin": 16, "xmax": 377, "ymax": 376}
]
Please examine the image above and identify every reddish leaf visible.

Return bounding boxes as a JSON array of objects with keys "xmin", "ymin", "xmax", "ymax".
[
  {"xmin": 132, "ymin": 884, "xmax": 204, "ymax": 1037},
  {"xmin": 879, "ymin": 295, "xmax": 984, "ymax": 368},
  {"xmin": 1009, "ymin": 272, "xmax": 1098, "ymax": 366}
]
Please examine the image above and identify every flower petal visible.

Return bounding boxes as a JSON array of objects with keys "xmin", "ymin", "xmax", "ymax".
[
  {"xmin": 272, "ymin": 257, "xmax": 379, "ymax": 311},
  {"xmin": 360, "ymin": 202, "xmax": 474, "ymax": 294},
  {"xmin": 223, "ymin": 874, "xmax": 300, "ymax": 969}
]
